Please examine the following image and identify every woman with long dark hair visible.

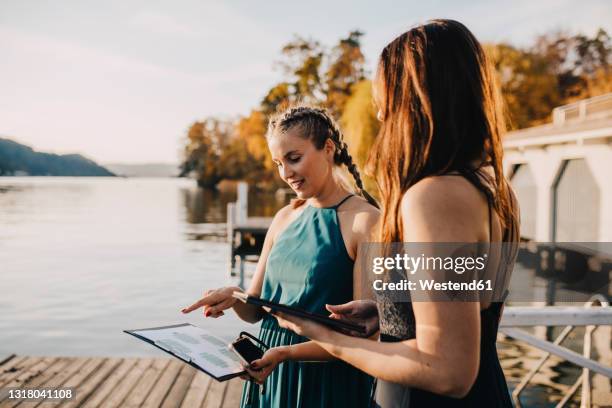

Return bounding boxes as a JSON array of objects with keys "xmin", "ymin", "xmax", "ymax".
[{"xmin": 274, "ymin": 19, "xmax": 520, "ymax": 407}]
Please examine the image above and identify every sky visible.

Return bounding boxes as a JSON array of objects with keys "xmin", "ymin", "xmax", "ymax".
[{"xmin": 1, "ymin": 0, "xmax": 610, "ymax": 164}]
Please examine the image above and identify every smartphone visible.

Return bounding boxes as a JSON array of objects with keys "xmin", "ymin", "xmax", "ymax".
[{"xmin": 229, "ymin": 337, "xmax": 264, "ymax": 365}]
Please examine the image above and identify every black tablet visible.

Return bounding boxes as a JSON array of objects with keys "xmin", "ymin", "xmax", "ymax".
[{"xmin": 233, "ymin": 292, "xmax": 366, "ymax": 335}]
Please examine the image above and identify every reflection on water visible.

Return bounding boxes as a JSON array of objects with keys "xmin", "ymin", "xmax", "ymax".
[
  {"xmin": 0, "ymin": 178, "xmax": 609, "ymax": 406},
  {"xmin": 181, "ymin": 186, "xmax": 284, "ymax": 224},
  {"xmin": 180, "ymin": 186, "xmax": 286, "ymax": 242},
  {"xmin": 182, "ymin": 187, "xmax": 233, "ymax": 224}
]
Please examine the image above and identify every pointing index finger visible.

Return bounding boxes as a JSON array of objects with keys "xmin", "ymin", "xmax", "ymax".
[
  {"xmin": 181, "ymin": 290, "xmax": 227, "ymax": 313},
  {"xmin": 181, "ymin": 298, "xmax": 206, "ymax": 313}
]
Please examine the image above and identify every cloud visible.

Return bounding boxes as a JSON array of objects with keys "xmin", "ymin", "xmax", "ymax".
[
  {"xmin": 128, "ymin": 11, "xmax": 200, "ymax": 38},
  {"xmin": 0, "ymin": 26, "xmax": 275, "ymax": 162}
]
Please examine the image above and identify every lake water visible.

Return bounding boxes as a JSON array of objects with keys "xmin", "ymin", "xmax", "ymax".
[
  {"xmin": 0, "ymin": 177, "xmax": 283, "ymax": 358},
  {"xmin": 0, "ymin": 177, "xmax": 608, "ymax": 406}
]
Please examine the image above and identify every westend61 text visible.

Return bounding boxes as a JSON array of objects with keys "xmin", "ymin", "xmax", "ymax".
[{"xmin": 373, "ymin": 279, "xmax": 493, "ymax": 291}]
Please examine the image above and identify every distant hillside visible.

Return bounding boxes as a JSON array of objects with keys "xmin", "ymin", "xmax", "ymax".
[
  {"xmin": 0, "ymin": 138, "xmax": 115, "ymax": 176},
  {"xmin": 104, "ymin": 163, "xmax": 179, "ymax": 177}
]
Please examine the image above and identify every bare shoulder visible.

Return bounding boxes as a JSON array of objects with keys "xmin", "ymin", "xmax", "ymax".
[
  {"xmin": 342, "ymin": 195, "xmax": 379, "ymax": 216},
  {"xmin": 402, "ymin": 175, "xmax": 484, "ymax": 213},
  {"xmin": 401, "ymin": 176, "xmax": 486, "ymax": 241},
  {"xmin": 339, "ymin": 195, "xmax": 380, "ymax": 235}
]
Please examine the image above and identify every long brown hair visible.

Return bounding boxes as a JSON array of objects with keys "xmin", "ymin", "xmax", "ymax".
[
  {"xmin": 268, "ymin": 105, "xmax": 379, "ymax": 208},
  {"xmin": 368, "ymin": 19, "xmax": 515, "ymax": 242}
]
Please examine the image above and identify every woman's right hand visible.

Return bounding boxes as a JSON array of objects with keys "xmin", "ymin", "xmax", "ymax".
[
  {"xmin": 326, "ymin": 300, "xmax": 379, "ymax": 337},
  {"xmin": 181, "ymin": 286, "xmax": 241, "ymax": 318}
]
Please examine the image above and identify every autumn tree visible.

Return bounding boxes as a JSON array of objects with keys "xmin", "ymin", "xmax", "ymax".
[
  {"xmin": 261, "ymin": 31, "xmax": 367, "ymax": 117},
  {"xmin": 237, "ymin": 110, "xmax": 269, "ymax": 167},
  {"xmin": 277, "ymin": 36, "xmax": 325, "ymax": 104},
  {"xmin": 340, "ymin": 79, "xmax": 379, "ymax": 193},
  {"xmin": 324, "ymin": 31, "xmax": 367, "ymax": 118},
  {"xmin": 233, "ymin": 109, "xmax": 283, "ymax": 187},
  {"xmin": 340, "ymin": 80, "xmax": 378, "ymax": 166},
  {"xmin": 218, "ymin": 137, "xmax": 267, "ymax": 185},
  {"xmin": 261, "ymin": 82, "xmax": 292, "ymax": 116},
  {"xmin": 180, "ymin": 118, "xmax": 233, "ymax": 188},
  {"xmin": 486, "ymin": 43, "xmax": 562, "ymax": 128},
  {"xmin": 486, "ymin": 28, "xmax": 611, "ymax": 128},
  {"xmin": 260, "ymin": 37, "xmax": 324, "ymax": 115},
  {"xmin": 534, "ymin": 28, "xmax": 611, "ymax": 101}
]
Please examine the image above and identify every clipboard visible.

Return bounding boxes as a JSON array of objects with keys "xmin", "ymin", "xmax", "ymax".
[
  {"xmin": 233, "ymin": 292, "xmax": 366, "ymax": 335},
  {"xmin": 124, "ymin": 323, "xmax": 245, "ymax": 382}
]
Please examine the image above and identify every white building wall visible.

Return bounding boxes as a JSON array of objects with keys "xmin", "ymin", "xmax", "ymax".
[{"xmin": 504, "ymin": 141, "xmax": 612, "ymax": 241}]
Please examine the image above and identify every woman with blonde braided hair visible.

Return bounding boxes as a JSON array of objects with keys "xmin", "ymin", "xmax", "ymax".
[
  {"xmin": 274, "ymin": 105, "xmax": 378, "ymax": 208},
  {"xmin": 183, "ymin": 105, "xmax": 379, "ymax": 407}
]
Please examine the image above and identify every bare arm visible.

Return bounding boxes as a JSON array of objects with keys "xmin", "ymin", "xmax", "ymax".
[
  {"xmin": 183, "ymin": 205, "xmax": 296, "ymax": 324},
  {"xmin": 297, "ymin": 300, "xmax": 479, "ymax": 397},
  {"xmin": 272, "ymin": 340, "xmax": 337, "ymax": 362}
]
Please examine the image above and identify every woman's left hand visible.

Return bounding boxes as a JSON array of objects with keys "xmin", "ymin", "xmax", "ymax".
[
  {"xmin": 243, "ymin": 346, "xmax": 289, "ymax": 385},
  {"xmin": 272, "ymin": 311, "xmax": 330, "ymax": 340}
]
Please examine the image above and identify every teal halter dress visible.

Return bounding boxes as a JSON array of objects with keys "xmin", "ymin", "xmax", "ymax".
[{"xmin": 240, "ymin": 196, "xmax": 373, "ymax": 408}]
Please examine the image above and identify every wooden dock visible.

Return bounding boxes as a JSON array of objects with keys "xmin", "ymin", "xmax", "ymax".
[{"xmin": 0, "ymin": 355, "xmax": 243, "ymax": 407}]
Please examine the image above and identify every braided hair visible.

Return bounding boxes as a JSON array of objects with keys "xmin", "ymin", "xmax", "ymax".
[{"xmin": 268, "ymin": 105, "xmax": 379, "ymax": 208}]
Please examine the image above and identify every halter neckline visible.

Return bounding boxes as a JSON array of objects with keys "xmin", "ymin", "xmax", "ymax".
[{"xmin": 309, "ymin": 194, "xmax": 354, "ymax": 210}]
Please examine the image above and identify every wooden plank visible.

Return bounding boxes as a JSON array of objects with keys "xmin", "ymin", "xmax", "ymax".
[
  {"xmin": 201, "ymin": 380, "xmax": 228, "ymax": 408},
  {"xmin": 221, "ymin": 379, "xmax": 244, "ymax": 408},
  {"xmin": 0, "ymin": 356, "xmax": 16, "ymax": 367},
  {"xmin": 57, "ymin": 358, "xmax": 122, "ymax": 408},
  {"xmin": 0, "ymin": 357, "xmax": 56, "ymax": 401},
  {"xmin": 0, "ymin": 357, "xmax": 30, "ymax": 385},
  {"xmin": 122, "ymin": 358, "xmax": 170, "ymax": 408},
  {"xmin": 159, "ymin": 365, "xmax": 197, "ymax": 408},
  {"xmin": 81, "ymin": 358, "xmax": 137, "ymax": 408},
  {"xmin": 141, "ymin": 360, "xmax": 182, "ymax": 408},
  {"xmin": 100, "ymin": 358, "xmax": 153, "ymax": 408},
  {"xmin": 0, "ymin": 358, "xmax": 73, "ymax": 408},
  {"xmin": 39, "ymin": 358, "xmax": 106, "ymax": 408},
  {"xmin": 0, "ymin": 358, "xmax": 43, "ymax": 387},
  {"xmin": 179, "ymin": 372, "xmax": 211, "ymax": 408},
  {"xmin": 13, "ymin": 358, "xmax": 71, "ymax": 388},
  {"xmin": 19, "ymin": 358, "xmax": 90, "ymax": 408}
]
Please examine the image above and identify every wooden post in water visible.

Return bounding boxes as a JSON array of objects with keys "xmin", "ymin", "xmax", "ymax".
[
  {"xmin": 227, "ymin": 202, "xmax": 236, "ymax": 278},
  {"xmin": 227, "ymin": 203, "xmax": 236, "ymax": 243},
  {"xmin": 237, "ymin": 182, "xmax": 248, "ymax": 225},
  {"xmin": 229, "ymin": 182, "xmax": 249, "ymax": 287},
  {"xmin": 236, "ymin": 182, "xmax": 248, "ymax": 288}
]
